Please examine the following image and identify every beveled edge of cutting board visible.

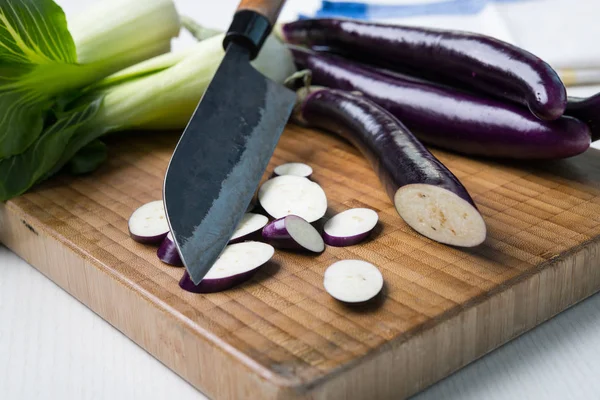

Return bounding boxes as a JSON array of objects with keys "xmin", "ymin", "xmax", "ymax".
[{"xmin": 3, "ymin": 196, "xmax": 600, "ymax": 399}]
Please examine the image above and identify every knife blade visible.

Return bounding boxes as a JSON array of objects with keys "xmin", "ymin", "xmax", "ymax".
[{"xmin": 163, "ymin": 0, "xmax": 294, "ymax": 285}]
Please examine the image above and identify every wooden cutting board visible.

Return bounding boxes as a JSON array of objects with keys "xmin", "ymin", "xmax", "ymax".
[{"xmin": 2, "ymin": 124, "xmax": 600, "ymax": 400}]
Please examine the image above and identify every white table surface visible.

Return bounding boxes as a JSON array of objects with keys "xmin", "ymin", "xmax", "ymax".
[{"xmin": 3, "ymin": 1, "xmax": 600, "ymax": 399}]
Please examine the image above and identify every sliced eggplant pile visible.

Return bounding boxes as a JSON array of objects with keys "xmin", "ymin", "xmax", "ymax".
[
  {"xmin": 258, "ymin": 175, "xmax": 327, "ymax": 223},
  {"xmin": 323, "ymin": 208, "xmax": 379, "ymax": 247},
  {"xmin": 179, "ymin": 241, "xmax": 275, "ymax": 294},
  {"xmin": 157, "ymin": 232, "xmax": 182, "ymax": 266},
  {"xmin": 229, "ymin": 213, "xmax": 269, "ymax": 244},
  {"xmin": 323, "ymin": 260, "xmax": 384, "ymax": 303},
  {"xmin": 273, "ymin": 162, "xmax": 313, "ymax": 178},
  {"xmin": 262, "ymin": 214, "xmax": 325, "ymax": 253},
  {"xmin": 128, "ymin": 200, "xmax": 169, "ymax": 244}
]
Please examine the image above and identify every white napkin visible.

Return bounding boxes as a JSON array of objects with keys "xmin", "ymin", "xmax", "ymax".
[{"xmin": 300, "ymin": 0, "xmax": 600, "ymax": 87}]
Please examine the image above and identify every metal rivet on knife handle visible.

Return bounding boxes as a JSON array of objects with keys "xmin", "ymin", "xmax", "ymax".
[{"xmin": 223, "ymin": 0, "xmax": 288, "ymax": 60}]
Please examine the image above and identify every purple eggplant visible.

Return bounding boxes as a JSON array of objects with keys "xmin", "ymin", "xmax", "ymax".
[
  {"xmin": 290, "ymin": 48, "xmax": 590, "ymax": 160},
  {"xmin": 273, "ymin": 162, "xmax": 313, "ymax": 178},
  {"xmin": 128, "ymin": 200, "xmax": 169, "ymax": 244},
  {"xmin": 294, "ymin": 86, "xmax": 487, "ymax": 247},
  {"xmin": 157, "ymin": 232, "xmax": 183, "ymax": 266},
  {"xmin": 262, "ymin": 215, "xmax": 325, "ymax": 253},
  {"xmin": 258, "ymin": 175, "xmax": 328, "ymax": 223},
  {"xmin": 566, "ymin": 94, "xmax": 600, "ymax": 142},
  {"xmin": 229, "ymin": 213, "xmax": 269, "ymax": 244},
  {"xmin": 323, "ymin": 259, "xmax": 384, "ymax": 303},
  {"xmin": 277, "ymin": 18, "xmax": 567, "ymax": 120},
  {"xmin": 179, "ymin": 242, "xmax": 274, "ymax": 293},
  {"xmin": 323, "ymin": 208, "xmax": 379, "ymax": 247}
]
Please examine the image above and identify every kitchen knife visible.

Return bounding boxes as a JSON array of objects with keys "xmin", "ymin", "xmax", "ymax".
[{"xmin": 163, "ymin": 0, "xmax": 295, "ymax": 285}]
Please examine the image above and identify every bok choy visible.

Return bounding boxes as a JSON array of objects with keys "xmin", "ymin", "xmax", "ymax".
[
  {"xmin": 0, "ymin": 32, "xmax": 297, "ymax": 201},
  {"xmin": 0, "ymin": 0, "xmax": 180, "ymax": 159}
]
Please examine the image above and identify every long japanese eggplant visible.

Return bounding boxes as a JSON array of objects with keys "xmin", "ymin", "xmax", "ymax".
[
  {"xmin": 277, "ymin": 19, "xmax": 567, "ymax": 120},
  {"xmin": 289, "ymin": 47, "xmax": 590, "ymax": 159},
  {"xmin": 566, "ymin": 93, "xmax": 600, "ymax": 142},
  {"xmin": 294, "ymin": 86, "xmax": 487, "ymax": 247}
]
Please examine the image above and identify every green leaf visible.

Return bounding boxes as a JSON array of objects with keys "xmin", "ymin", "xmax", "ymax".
[
  {"xmin": 0, "ymin": 96, "xmax": 102, "ymax": 201},
  {"xmin": 67, "ymin": 139, "xmax": 107, "ymax": 175},
  {"xmin": 0, "ymin": 0, "xmax": 124, "ymax": 159},
  {"xmin": 0, "ymin": 0, "xmax": 76, "ymax": 64},
  {"xmin": 0, "ymin": 0, "xmax": 75, "ymax": 157}
]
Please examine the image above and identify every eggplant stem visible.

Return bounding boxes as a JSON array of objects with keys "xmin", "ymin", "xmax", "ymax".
[{"xmin": 284, "ymin": 69, "xmax": 313, "ymax": 91}]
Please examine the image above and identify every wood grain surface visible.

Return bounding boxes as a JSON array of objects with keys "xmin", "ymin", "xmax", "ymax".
[{"xmin": 2, "ymin": 124, "xmax": 600, "ymax": 399}]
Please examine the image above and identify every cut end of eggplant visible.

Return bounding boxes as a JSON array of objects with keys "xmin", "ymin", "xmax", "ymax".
[
  {"xmin": 273, "ymin": 162, "xmax": 313, "ymax": 178},
  {"xmin": 230, "ymin": 213, "xmax": 269, "ymax": 243},
  {"xmin": 323, "ymin": 208, "xmax": 379, "ymax": 247},
  {"xmin": 258, "ymin": 175, "xmax": 327, "ymax": 223},
  {"xmin": 179, "ymin": 241, "xmax": 275, "ymax": 294},
  {"xmin": 323, "ymin": 260, "xmax": 384, "ymax": 303},
  {"xmin": 394, "ymin": 184, "xmax": 486, "ymax": 247},
  {"xmin": 128, "ymin": 200, "xmax": 169, "ymax": 244}
]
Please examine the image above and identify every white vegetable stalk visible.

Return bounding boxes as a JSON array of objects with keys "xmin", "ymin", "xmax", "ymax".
[
  {"xmin": 91, "ymin": 33, "xmax": 297, "ymax": 131},
  {"xmin": 69, "ymin": 0, "xmax": 181, "ymax": 68}
]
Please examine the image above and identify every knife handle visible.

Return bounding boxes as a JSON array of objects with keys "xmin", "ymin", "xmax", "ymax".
[{"xmin": 223, "ymin": 0, "xmax": 287, "ymax": 60}]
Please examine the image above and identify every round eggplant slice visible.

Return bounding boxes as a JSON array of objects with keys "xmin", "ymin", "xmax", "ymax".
[
  {"xmin": 273, "ymin": 162, "xmax": 313, "ymax": 178},
  {"xmin": 323, "ymin": 208, "xmax": 378, "ymax": 247},
  {"xmin": 157, "ymin": 232, "xmax": 183, "ymax": 266},
  {"xmin": 179, "ymin": 241, "xmax": 275, "ymax": 293},
  {"xmin": 128, "ymin": 200, "xmax": 169, "ymax": 244},
  {"xmin": 323, "ymin": 260, "xmax": 384, "ymax": 303},
  {"xmin": 258, "ymin": 175, "xmax": 327, "ymax": 223},
  {"xmin": 229, "ymin": 213, "xmax": 269, "ymax": 243}
]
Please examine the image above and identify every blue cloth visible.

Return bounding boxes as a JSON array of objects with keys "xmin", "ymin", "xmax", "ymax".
[{"xmin": 303, "ymin": 0, "xmax": 529, "ymax": 20}]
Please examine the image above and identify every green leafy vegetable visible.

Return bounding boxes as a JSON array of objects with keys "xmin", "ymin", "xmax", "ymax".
[
  {"xmin": 0, "ymin": 0, "xmax": 81, "ymax": 158},
  {"xmin": 0, "ymin": 0, "xmax": 180, "ymax": 159},
  {"xmin": 0, "ymin": 97, "xmax": 102, "ymax": 200},
  {"xmin": 67, "ymin": 139, "xmax": 107, "ymax": 175},
  {"xmin": 0, "ymin": 24, "xmax": 297, "ymax": 201}
]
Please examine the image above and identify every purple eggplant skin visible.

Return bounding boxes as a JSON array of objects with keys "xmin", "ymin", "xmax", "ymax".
[
  {"xmin": 322, "ymin": 230, "xmax": 371, "ymax": 248},
  {"xmin": 262, "ymin": 215, "xmax": 324, "ymax": 253},
  {"xmin": 262, "ymin": 216, "xmax": 303, "ymax": 250},
  {"xmin": 294, "ymin": 86, "xmax": 477, "ymax": 209},
  {"xmin": 179, "ymin": 269, "xmax": 258, "ymax": 294},
  {"xmin": 157, "ymin": 234, "xmax": 183, "ymax": 267},
  {"xmin": 566, "ymin": 94, "xmax": 600, "ymax": 142},
  {"xmin": 278, "ymin": 19, "xmax": 567, "ymax": 120},
  {"xmin": 129, "ymin": 230, "xmax": 169, "ymax": 245},
  {"xmin": 290, "ymin": 47, "xmax": 591, "ymax": 159},
  {"xmin": 129, "ymin": 231, "xmax": 168, "ymax": 245}
]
